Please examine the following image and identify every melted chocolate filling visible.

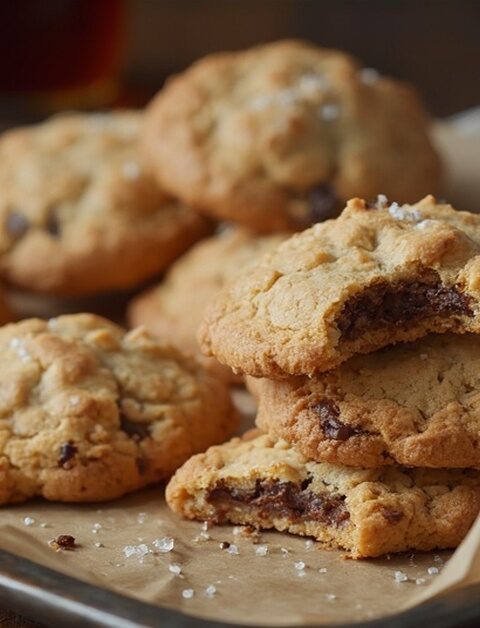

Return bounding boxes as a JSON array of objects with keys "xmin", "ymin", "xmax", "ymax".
[
  {"xmin": 207, "ymin": 479, "xmax": 350, "ymax": 526},
  {"xmin": 337, "ymin": 274, "xmax": 472, "ymax": 341}
]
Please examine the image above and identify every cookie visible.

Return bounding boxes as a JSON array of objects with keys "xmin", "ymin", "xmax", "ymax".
[
  {"xmin": 128, "ymin": 228, "xmax": 286, "ymax": 382},
  {"xmin": 0, "ymin": 111, "xmax": 211, "ymax": 296},
  {"xmin": 250, "ymin": 334, "xmax": 480, "ymax": 468},
  {"xmin": 200, "ymin": 196, "xmax": 480, "ymax": 378},
  {"xmin": 0, "ymin": 314, "xmax": 237, "ymax": 504},
  {"xmin": 143, "ymin": 40, "xmax": 441, "ymax": 232},
  {"xmin": 166, "ymin": 431, "xmax": 480, "ymax": 558}
]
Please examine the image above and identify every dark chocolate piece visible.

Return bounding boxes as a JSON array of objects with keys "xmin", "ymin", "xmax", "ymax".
[
  {"xmin": 382, "ymin": 509, "xmax": 404, "ymax": 524},
  {"xmin": 58, "ymin": 441, "xmax": 77, "ymax": 467},
  {"xmin": 120, "ymin": 414, "xmax": 150, "ymax": 440},
  {"xmin": 312, "ymin": 401, "xmax": 358, "ymax": 441}
]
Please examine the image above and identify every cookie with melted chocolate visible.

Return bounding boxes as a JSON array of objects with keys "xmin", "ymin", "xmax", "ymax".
[
  {"xmin": 166, "ymin": 431, "xmax": 480, "ymax": 558},
  {"xmin": 200, "ymin": 196, "xmax": 480, "ymax": 377}
]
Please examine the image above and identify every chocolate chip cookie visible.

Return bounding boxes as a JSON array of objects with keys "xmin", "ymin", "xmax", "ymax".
[
  {"xmin": 0, "ymin": 314, "xmax": 237, "ymax": 504},
  {"xmin": 200, "ymin": 196, "xmax": 480, "ymax": 378},
  {"xmin": 250, "ymin": 334, "xmax": 480, "ymax": 468},
  {"xmin": 166, "ymin": 430, "xmax": 480, "ymax": 558},
  {"xmin": 0, "ymin": 111, "xmax": 211, "ymax": 296},
  {"xmin": 143, "ymin": 40, "xmax": 441, "ymax": 232},
  {"xmin": 128, "ymin": 228, "xmax": 286, "ymax": 382}
]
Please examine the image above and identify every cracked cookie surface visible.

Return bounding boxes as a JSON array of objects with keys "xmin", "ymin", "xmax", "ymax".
[
  {"xmin": 250, "ymin": 334, "xmax": 480, "ymax": 468},
  {"xmin": 200, "ymin": 197, "xmax": 480, "ymax": 377},
  {"xmin": 128, "ymin": 228, "xmax": 286, "ymax": 382},
  {"xmin": 143, "ymin": 40, "xmax": 441, "ymax": 232},
  {"xmin": 0, "ymin": 314, "xmax": 237, "ymax": 504},
  {"xmin": 166, "ymin": 431, "xmax": 480, "ymax": 558},
  {"xmin": 0, "ymin": 111, "xmax": 211, "ymax": 295}
]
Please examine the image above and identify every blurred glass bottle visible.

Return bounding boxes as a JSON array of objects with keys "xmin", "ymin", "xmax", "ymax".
[{"xmin": 0, "ymin": 0, "xmax": 124, "ymax": 120}]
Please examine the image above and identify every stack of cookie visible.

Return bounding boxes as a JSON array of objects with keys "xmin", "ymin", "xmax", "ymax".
[{"xmin": 166, "ymin": 196, "xmax": 480, "ymax": 558}]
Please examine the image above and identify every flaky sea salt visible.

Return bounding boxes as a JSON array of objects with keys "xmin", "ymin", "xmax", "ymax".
[
  {"xmin": 325, "ymin": 593, "xmax": 336, "ymax": 601},
  {"xmin": 388, "ymin": 203, "xmax": 422, "ymax": 221},
  {"xmin": 394, "ymin": 570, "xmax": 408, "ymax": 583},
  {"xmin": 320, "ymin": 103, "xmax": 340, "ymax": 121},
  {"xmin": 205, "ymin": 585, "xmax": 217, "ymax": 598},
  {"xmin": 359, "ymin": 68, "xmax": 380, "ymax": 84},
  {"xmin": 92, "ymin": 523, "xmax": 102, "ymax": 534},
  {"xmin": 415, "ymin": 219, "xmax": 439, "ymax": 230},
  {"xmin": 427, "ymin": 566, "xmax": 439, "ymax": 575},
  {"xmin": 299, "ymin": 73, "xmax": 328, "ymax": 95},
  {"xmin": 433, "ymin": 555, "xmax": 444, "ymax": 564},
  {"xmin": 255, "ymin": 545, "xmax": 268, "ymax": 556},
  {"xmin": 226, "ymin": 544, "xmax": 239, "ymax": 555},
  {"xmin": 376, "ymin": 194, "xmax": 388, "ymax": 208},
  {"xmin": 94, "ymin": 542, "xmax": 104, "ymax": 548},
  {"xmin": 304, "ymin": 540, "xmax": 314, "ymax": 549},
  {"xmin": 297, "ymin": 570, "xmax": 307, "ymax": 578},
  {"xmin": 280, "ymin": 547, "xmax": 289, "ymax": 556},
  {"xmin": 123, "ymin": 544, "xmax": 149, "ymax": 559},
  {"xmin": 294, "ymin": 561, "xmax": 305, "ymax": 571},
  {"xmin": 169, "ymin": 563, "xmax": 182, "ymax": 576},
  {"xmin": 318, "ymin": 567, "xmax": 328, "ymax": 574},
  {"xmin": 193, "ymin": 531, "xmax": 210, "ymax": 542},
  {"xmin": 415, "ymin": 578, "xmax": 426, "ymax": 585},
  {"xmin": 153, "ymin": 537, "xmax": 174, "ymax": 553},
  {"xmin": 23, "ymin": 517, "xmax": 35, "ymax": 526},
  {"xmin": 182, "ymin": 588, "xmax": 194, "ymax": 599}
]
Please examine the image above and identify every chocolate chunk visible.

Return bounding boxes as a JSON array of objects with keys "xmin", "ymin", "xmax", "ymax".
[
  {"xmin": 54, "ymin": 534, "xmax": 76, "ymax": 550},
  {"xmin": 382, "ymin": 509, "xmax": 404, "ymax": 524},
  {"xmin": 46, "ymin": 210, "xmax": 60, "ymax": 236},
  {"xmin": 219, "ymin": 541, "xmax": 230, "ymax": 549},
  {"xmin": 120, "ymin": 414, "xmax": 150, "ymax": 440},
  {"xmin": 313, "ymin": 401, "xmax": 356, "ymax": 441},
  {"xmin": 5, "ymin": 211, "xmax": 29, "ymax": 238},
  {"xmin": 207, "ymin": 479, "xmax": 350, "ymax": 527},
  {"xmin": 308, "ymin": 185, "xmax": 340, "ymax": 224},
  {"xmin": 337, "ymin": 272, "xmax": 473, "ymax": 341},
  {"xmin": 58, "ymin": 441, "xmax": 77, "ymax": 467}
]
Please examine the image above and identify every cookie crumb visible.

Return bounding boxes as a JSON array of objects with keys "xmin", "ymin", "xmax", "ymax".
[
  {"xmin": 49, "ymin": 535, "xmax": 76, "ymax": 551},
  {"xmin": 153, "ymin": 537, "xmax": 174, "ymax": 553}
]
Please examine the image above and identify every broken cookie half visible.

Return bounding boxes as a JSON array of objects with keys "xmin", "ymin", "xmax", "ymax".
[
  {"xmin": 166, "ymin": 431, "xmax": 480, "ymax": 558},
  {"xmin": 200, "ymin": 196, "xmax": 480, "ymax": 378}
]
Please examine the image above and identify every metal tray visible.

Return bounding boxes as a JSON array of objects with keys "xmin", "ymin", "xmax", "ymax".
[{"xmin": 1, "ymin": 549, "xmax": 480, "ymax": 628}]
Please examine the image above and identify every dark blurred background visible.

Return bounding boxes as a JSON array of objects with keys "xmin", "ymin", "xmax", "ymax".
[{"xmin": 0, "ymin": 0, "xmax": 479, "ymax": 127}]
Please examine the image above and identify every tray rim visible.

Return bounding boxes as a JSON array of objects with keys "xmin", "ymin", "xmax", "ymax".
[{"xmin": 1, "ymin": 548, "xmax": 480, "ymax": 628}]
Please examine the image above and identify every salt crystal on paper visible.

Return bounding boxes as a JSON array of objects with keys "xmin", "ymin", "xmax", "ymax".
[
  {"xmin": 427, "ymin": 566, "xmax": 439, "ymax": 575},
  {"xmin": 305, "ymin": 540, "xmax": 314, "ymax": 549},
  {"xmin": 153, "ymin": 537, "xmax": 174, "ymax": 553},
  {"xmin": 23, "ymin": 517, "xmax": 35, "ymax": 526},
  {"xmin": 325, "ymin": 593, "xmax": 336, "ymax": 601},
  {"xmin": 182, "ymin": 588, "xmax": 194, "ymax": 599},
  {"xmin": 318, "ymin": 567, "xmax": 328, "ymax": 574},
  {"xmin": 205, "ymin": 585, "xmax": 217, "ymax": 598},
  {"xmin": 169, "ymin": 563, "xmax": 182, "ymax": 576},
  {"xmin": 226, "ymin": 544, "xmax": 239, "ymax": 555},
  {"xmin": 394, "ymin": 570, "xmax": 408, "ymax": 583},
  {"xmin": 294, "ymin": 561, "xmax": 305, "ymax": 571},
  {"xmin": 255, "ymin": 545, "xmax": 268, "ymax": 556}
]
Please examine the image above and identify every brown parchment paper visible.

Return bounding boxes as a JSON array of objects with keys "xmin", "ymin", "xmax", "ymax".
[{"xmin": 0, "ymin": 114, "xmax": 480, "ymax": 625}]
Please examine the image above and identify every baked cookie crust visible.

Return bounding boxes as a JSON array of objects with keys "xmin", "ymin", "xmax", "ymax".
[
  {"xmin": 200, "ymin": 197, "xmax": 480, "ymax": 377},
  {"xmin": 0, "ymin": 314, "xmax": 237, "ymax": 504},
  {"xmin": 143, "ymin": 40, "xmax": 441, "ymax": 232},
  {"xmin": 0, "ymin": 111, "xmax": 211, "ymax": 296},
  {"xmin": 251, "ymin": 333, "xmax": 480, "ymax": 468}
]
